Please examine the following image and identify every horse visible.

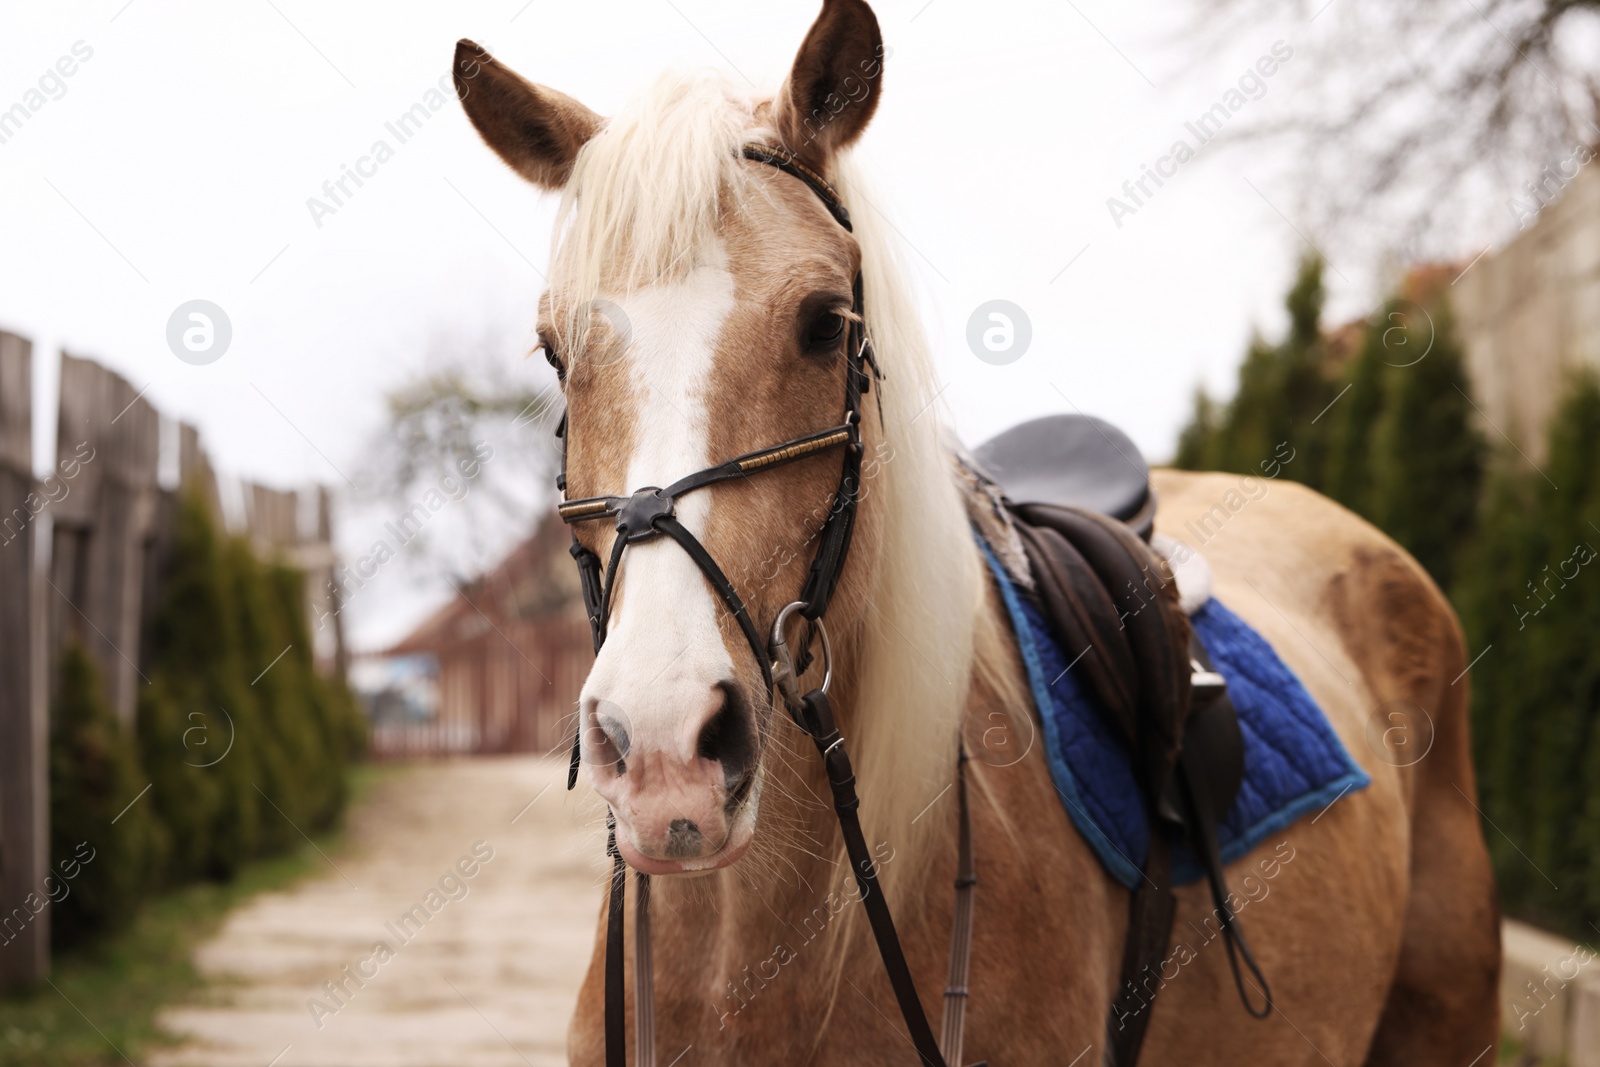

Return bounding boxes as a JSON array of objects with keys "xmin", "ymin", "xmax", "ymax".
[{"xmin": 452, "ymin": 2, "xmax": 1501, "ymax": 1062}]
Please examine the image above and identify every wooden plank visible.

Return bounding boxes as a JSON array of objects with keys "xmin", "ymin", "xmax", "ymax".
[
  {"xmin": 54, "ymin": 354, "xmax": 158, "ymax": 729},
  {"xmin": 0, "ymin": 331, "xmax": 50, "ymax": 989},
  {"xmin": 309, "ymin": 486, "xmax": 345, "ymax": 679},
  {"xmin": 176, "ymin": 421, "xmax": 222, "ymax": 527},
  {"xmin": 244, "ymin": 481, "xmax": 299, "ymax": 553}
]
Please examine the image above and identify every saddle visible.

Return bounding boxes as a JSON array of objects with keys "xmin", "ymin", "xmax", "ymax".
[{"xmin": 970, "ymin": 414, "xmax": 1272, "ymax": 1065}]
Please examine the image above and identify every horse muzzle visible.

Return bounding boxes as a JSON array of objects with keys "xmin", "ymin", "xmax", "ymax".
[{"xmin": 582, "ymin": 681, "xmax": 760, "ymax": 874}]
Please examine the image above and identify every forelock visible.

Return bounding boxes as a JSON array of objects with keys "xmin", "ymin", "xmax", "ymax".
[{"xmin": 552, "ymin": 70, "xmax": 769, "ymax": 355}]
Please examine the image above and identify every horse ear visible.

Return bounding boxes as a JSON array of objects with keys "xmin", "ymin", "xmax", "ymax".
[
  {"xmin": 772, "ymin": 0, "xmax": 884, "ymax": 168},
  {"xmin": 454, "ymin": 40, "xmax": 602, "ymax": 190}
]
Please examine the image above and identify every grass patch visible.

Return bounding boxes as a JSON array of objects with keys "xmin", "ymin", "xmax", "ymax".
[{"xmin": 0, "ymin": 765, "xmax": 389, "ymax": 1067}]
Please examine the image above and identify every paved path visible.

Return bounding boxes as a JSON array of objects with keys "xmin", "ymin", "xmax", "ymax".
[{"xmin": 154, "ymin": 756, "xmax": 607, "ymax": 1067}]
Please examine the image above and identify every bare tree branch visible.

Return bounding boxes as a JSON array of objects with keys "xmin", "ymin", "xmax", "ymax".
[{"xmin": 1186, "ymin": 0, "xmax": 1600, "ymax": 258}]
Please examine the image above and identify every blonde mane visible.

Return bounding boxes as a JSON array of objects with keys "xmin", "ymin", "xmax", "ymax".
[
  {"xmin": 552, "ymin": 71, "xmax": 991, "ymax": 904},
  {"xmin": 829, "ymin": 155, "xmax": 985, "ymax": 901},
  {"xmin": 552, "ymin": 71, "xmax": 761, "ymax": 357}
]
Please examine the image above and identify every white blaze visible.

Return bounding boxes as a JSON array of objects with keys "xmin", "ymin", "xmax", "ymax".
[{"xmin": 578, "ymin": 256, "xmax": 739, "ymax": 761}]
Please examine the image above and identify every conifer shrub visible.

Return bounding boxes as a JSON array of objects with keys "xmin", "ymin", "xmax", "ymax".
[{"xmin": 49, "ymin": 645, "xmax": 168, "ymax": 948}]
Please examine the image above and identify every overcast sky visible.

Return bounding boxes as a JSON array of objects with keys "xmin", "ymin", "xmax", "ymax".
[{"xmin": 2, "ymin": 0, "xmax": 1416, "ymax": 651}]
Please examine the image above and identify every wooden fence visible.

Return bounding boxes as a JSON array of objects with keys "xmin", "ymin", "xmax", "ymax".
[
  {"xmin": 0, "ymin": 332, "xmax": 343, "ymax": 991},
  {"xmin": 0, "ymin": 332, "xmax": 49, "ymax": 991}
]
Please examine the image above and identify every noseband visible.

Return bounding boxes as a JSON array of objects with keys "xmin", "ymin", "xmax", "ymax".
[{"xmin": 555, "ymin": 143, "xmax": 974, "ymax": 1067}]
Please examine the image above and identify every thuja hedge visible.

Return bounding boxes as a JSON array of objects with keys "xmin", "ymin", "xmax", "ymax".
[
  {"xmin": 1177, "ymin": 255, "xmax": 1600, "ymax": 940},
  {"xmin": 49, "ymin": 490, "xmax": 364, "ymax": 947},
  {"xmin": 1453, "ymin": 376, "xmax": 1600, "ymax": 938}
]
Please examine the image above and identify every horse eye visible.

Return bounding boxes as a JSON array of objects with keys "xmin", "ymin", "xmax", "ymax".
[
  {"xmin": 540, "ymin": 339, "xmax": 565, "ymax": 381},
  {"xmin": 805, "ymin": 312, "xmax": 848, "ymax": 352}
]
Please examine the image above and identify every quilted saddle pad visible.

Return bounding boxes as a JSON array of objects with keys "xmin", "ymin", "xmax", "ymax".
[{"xmin": 981, "ymin": 540, "xmax": 1370, "ymax": 889}]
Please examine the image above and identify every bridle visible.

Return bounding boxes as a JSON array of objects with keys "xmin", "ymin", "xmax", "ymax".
[{"xmin": 554, "ymin": 142, "xmax": 978, "ymax": 1067}]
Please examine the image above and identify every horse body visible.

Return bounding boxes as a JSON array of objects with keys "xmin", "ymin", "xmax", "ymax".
[
  {"xmin": 450, "ymin": 2, "xmax": 1499, "ymax": 1060},
  {"xmin": 567, "ymin": 471, "xmax": 1499, "ymax": 1065}
]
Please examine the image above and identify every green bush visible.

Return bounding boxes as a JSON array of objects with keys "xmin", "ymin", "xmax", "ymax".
[
  {"xmin": 49, "ymin": 645, "xmax": 168, "ymax": 948},
  {"xmin": 1175, "ymin": 260, "xmax": 1485, "ymax": 593},
  {"xmin": 44, "ymin": 485, "xmax": 365, "ymax": 956},
  {"xmin": 123, "ymin": 487, "xmax": 362, "ymax": 904},
  {"xmin": 1365, "ymin": 300, "xmax": 1485, "ymax": 589},
  {"xmin": 137, "ymin": 492, "xmax": 260, "ymax": 880},
  {"xmin": 1176, "ymin": 255, "xmax": 1338, "ymax": 487},
  {"xmin": 1320, "ymin": 305, "xmax": 1390, "ymax": 516},
  {"xmin": 1509, "ymin": 375, "xmax": 1600, "ymax": 931}
]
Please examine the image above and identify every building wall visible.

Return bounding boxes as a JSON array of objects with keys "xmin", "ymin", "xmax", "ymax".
[
  {"xmin": 371, "ymin": 612, "xmax": 591, "ymax": 758},
  {"xmin": 1454, "ymin": 161, "xmax": 1600, "ymax": 462}
]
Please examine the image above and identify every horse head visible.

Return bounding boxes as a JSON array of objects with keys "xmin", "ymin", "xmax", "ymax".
[{"xmin": 455, "ymin": 0, "xmax": 908, "ymax": 876}]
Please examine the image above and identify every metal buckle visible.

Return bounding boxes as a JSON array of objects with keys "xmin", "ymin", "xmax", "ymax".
[
  {"xmin": 770, "ymin": 601, "xmax": 832, "ymax": 714},
  {"xmin": 1190, "ymin": 658, "xmax": 1227, "ymax": 703}
]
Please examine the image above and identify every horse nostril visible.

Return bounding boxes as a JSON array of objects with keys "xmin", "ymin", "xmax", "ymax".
[
  {"xmin": 666, "ymin": 818, "xmax": 703, "ymax": 857},
  {"xmin": 696, "ymin": 681, "xmax": 754, "ymax": 787},
  {"xmin": 590, "ymin": 708, "xmax": 632, "ymax": 775}
]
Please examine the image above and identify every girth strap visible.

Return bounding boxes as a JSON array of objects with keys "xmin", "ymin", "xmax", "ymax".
[{"xmin": 1105, "ymin": 829, "xmax": 1175, "ymax": 1066}]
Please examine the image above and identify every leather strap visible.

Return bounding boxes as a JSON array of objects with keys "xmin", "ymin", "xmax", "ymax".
[
  {"xmin": 604, "ymin": 816, "xmax": 627, "ymax": 1067},
  {"xmin": 1105, "ymin": 828, "xmax": 1175, "ymax": 1065},
  {"xmin": 1174, "ymin": 640, "xmax": 1272, "ymax": 1021},
  {"xmin": 795, "ymin": 688, "xmax": 948, "ymax": 1067},
  {"xmin": 741, "ymin": 142, "xmax": 854, "ymax": 231},
  {"xmin": 941, "ymin": 746, "xmax": 977, "ymax": 1066},
  {"xmin": 557, "ymin": 422, "xmax": 857, "ymax": 524},
  {"xmin": 653, "ymin": 515, "xmax": 774, "ymax": 693},
  {"xmin": 634, "ymin": 872, "xmax": 656, "ymax": 1067},
  {"xmin": 1002, "ymin": 501, "xmax": 1272, "ymax": 1066}
]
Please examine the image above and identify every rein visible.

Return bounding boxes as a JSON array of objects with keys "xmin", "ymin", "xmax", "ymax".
[{"xmin": 555, "ymin": 142, "xmax": 978, "ymax": 1067}]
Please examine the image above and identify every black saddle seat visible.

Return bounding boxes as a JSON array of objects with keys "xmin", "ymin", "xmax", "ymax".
[{"xmin": 972, "ymin": 413, "xmax": 1155, "ymax": 539}]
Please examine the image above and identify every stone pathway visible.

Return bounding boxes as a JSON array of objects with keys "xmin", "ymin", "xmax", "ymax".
[{"xmin": 153, "ymin": 756, "xmax": 608, "ymax": 1067}]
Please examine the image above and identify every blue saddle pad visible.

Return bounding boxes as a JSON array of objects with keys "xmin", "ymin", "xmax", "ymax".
[{"xmin": 982, "ymin": 541, "xmax": 1369, "ymax": 889}]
